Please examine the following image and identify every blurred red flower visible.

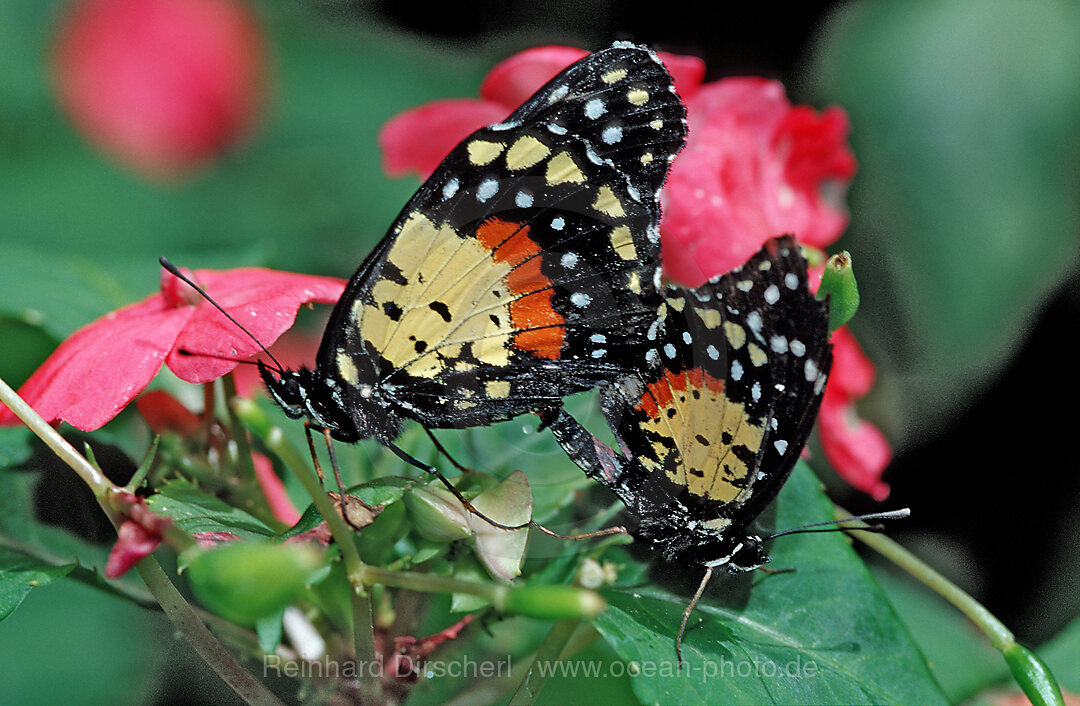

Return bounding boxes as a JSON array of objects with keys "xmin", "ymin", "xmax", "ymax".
[
  {"xmin": 0, "ymin": 266, "xmax": 344, "ymax": 432},
  {"xmin": 105, "ymin": 491, "xmax": 172, "ymax": 577},
  {"xmin": 378, "ymin": 45, "xmax": 890, "ymax": 497},
  {"xmin": 51, "ymin": 0, "xmax": 267, "ymax": 179}
]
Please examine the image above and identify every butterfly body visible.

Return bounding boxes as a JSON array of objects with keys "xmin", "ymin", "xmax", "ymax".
[{"xmin": 262, "ymin": 43, "xmax": 687, "ymax": 451}]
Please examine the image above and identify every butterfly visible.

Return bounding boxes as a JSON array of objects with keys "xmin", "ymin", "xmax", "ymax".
[
  {"xmin": 539, "ymin": 235, "xmax": 833, "ymax": 657},
  {"xmin": 258, "ymin": 43, "xmax": 687, "ymax": 499}
]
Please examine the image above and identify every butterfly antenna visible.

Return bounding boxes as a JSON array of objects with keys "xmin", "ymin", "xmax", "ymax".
[
  {"xmin": 159, "ymin": 257, "xmax": 286, "ymax": 374},
  {"xmin": 766, "ymin": 508, "xmax": 911, "ymax": 541}
]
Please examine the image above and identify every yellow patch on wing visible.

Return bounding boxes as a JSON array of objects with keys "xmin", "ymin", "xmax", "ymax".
[
  {"xmin": 359, "ymin": 212, "xmax": 515, "ymax": 379},
  {"xmin": 627, "ymin": 88, "xmax": 649, "ymax": 105},
  {"xmin": 747, "ymin": 342, "xmax": 768, "ymax": 367},
  {"xmin": 609, "ymin": 225, "xmax": 636, "ymax": 260},
  {"xmin": 467, "ymin": 139, "xmax": 505, "ymax": 166},
  {"xmin": 696, "ymin": 307, "xmax": 722, "ymax": 329},
  {"xmin": 592, "ymin": 186, "xmax": 625, "ymax": 217},
  {"xmin": 505, "ymin": 135, "xmax": 550, "ymax": 171},
  {"xmin": 336, "ymin": 350, "xmax": 360, "ymax": 386},
  {"xmin": 546, "ymin": 151, "xmax": 585, "ymax": 185},
  {"xmin": 724, "ymin": 321, "xmax": 746, "ymax": 350},
  {"xmin": 636, "ymin": 369, "xmax": 765, "ymax": 503},
  {"xmin": 601, "ymin": 68, "xmax": 628, "ymax": 84}
]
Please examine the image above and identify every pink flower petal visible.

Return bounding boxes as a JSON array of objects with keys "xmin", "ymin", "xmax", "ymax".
[
  {"xmin": 379, "ymin": 99, "xmax": 509, "ymax": 180},
  {"xmin": 0, "ymin": 295, "xmax": 192, "ymax": 431},
  {"xmin": 136, "ymin": 389, "xmax": 203, "ymax": 435},
  {"xmin": 51, "ymin": 0, "xmax": 266, "ymax": 179},
  {"xmin": 660, "ymin": 78, "xmax": 855, "ymax": 286},
  {"xmin": 819, "ymin": 386, "xmax": 891, "ymax": 500},
  {"xmin": 829, "ymin": 326, "xmax": 876, "ymax": 399},
  {"xmin": 165, "ymin": 267, "xmax": 344, "ymax": 383},
  {"xmin": 105, "ymin": 518, "xmax": 164, "ymax": 578},
  {"xmin": 480, "ymin": 46, "xmax": 589, "ymax": 107},
  {"xmin": 252, "ymin": 452, "xmax": 300, "ymax": 525}
]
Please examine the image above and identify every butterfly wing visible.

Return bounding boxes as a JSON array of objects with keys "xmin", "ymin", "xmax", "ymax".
[
  {"xmin": 319, "ymin": 43, "xmax": 687, "ymax": 430},
  {"xmin": 545, "ymin": 236, "xmax": 832, "ymax": 556}
]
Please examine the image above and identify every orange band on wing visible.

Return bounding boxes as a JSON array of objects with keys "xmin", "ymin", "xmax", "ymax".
[
  {"xmin": 476, "ymin": 218, "xmax": 566, "ymax": 360},
  {"xmin": 637, "ymin": 367, "xmax": 725, "ymax": 419}
]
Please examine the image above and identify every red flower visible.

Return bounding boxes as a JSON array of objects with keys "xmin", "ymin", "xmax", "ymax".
[
  {"xmin": 0, "ymin": 266, "xmax": 344, "ymax": 432},
  {"xmin": 105, "ymin": 492, "xmax": 172, "ymax": 578},
  {"xmin": 51, "ymin": 0, "xmax": 267, "ymax": 179},
  {"xmin": 378, "ymin": 45, "xmax": 889, "ymax": 497},
  {"xmin": 818, "ymin": 327, "xmax": 891, "ymax": 500}
]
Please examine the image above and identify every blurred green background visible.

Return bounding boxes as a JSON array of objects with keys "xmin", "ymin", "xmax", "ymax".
[{"xmin": 2, "ymin": 0, "xmax": 1078, "ymax": 703}]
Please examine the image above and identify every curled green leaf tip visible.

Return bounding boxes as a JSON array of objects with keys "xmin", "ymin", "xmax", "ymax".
[
  {"xmin": 1003, "ymin": 643, "xmax": 1064, "ymax": 706},
  {"xmin": 817, "ymin": 250, "xmax": 860, "ymax": 330}
]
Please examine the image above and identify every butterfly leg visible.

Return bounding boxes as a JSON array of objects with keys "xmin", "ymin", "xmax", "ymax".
[
  {"xmin": 386, "ymin": 441, "xmax": 532, "ymax": 531},
  {"xmin": 423, "ymin": 427, "xmax": 474, "ymax": 474},
  {"xmin": 676, "ymin": 565, "xmax": 714, "ymax": 666},
  {"xmin": 304, "ymin": 422, "xmax": 376, "ymax": 531}
]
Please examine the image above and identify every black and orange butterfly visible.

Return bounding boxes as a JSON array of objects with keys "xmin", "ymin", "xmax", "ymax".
[
  {"xmin": 258, "ymin": 44, "xmax": 687, "ymax": 494},
  {"xmin": 540, "ymin": 235, "xmax": 835, "ymax": 656}
]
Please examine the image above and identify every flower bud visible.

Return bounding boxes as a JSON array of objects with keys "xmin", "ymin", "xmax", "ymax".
[
  {"xmin": 499, "ymin": 584, "xmax": 606, "ymax": 620},
  {"xmin": 186, "ymin": 541, "xmax": 322, "ymax": 624},
  {"xmin": 817, "ymin": 250, "xmax": 860, "ymax": 330},
  {"xmin": 467, "ymin": 471, "xmax": 531, "ymax": 582},
  {"xmin": 404, "ymin": 486, "xmax": 472, "ymax": 543}
]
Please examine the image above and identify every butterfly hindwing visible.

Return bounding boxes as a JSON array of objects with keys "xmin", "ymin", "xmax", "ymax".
[
  {"xmin": 317, "ymin": 44, "xmax": 688, "ymax": 431},
  {"xmin": 545, "ymin": 236, "xmax": 833, "ymax": 561}
]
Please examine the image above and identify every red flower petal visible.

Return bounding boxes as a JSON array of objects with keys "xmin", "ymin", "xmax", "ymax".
[
  {"xmin": 51, "ymin": 0, "xmax": 267, "ymax": 179},
  {"xmin": 379, "ymin": 99, "xmax": 508, "ymax": 179},
  {"xmin": 105, "ymin": 518, "xmax": 164, "ymax": 578},
  {"xmin": 819, "ymin": 385, "xmax": 891, "ymax": 501},
  {"xmin": 136, "ymin": 389, "xmax": 203, "ymax": 435},
  {"xmin": 165, "ymin": 267, "xmax": 344, "ymax": 383},
  {"xmin": 252, "ymin": 452, "xmax": 300, "ymax": 526},
  {"xmin": 379, "ymin": 45, "xmax": 705, "ymax": 182},
  {"xmin": 0, "ymin": 295, "xmax": 192, "ymax": 431},
  {"xmin": 829, "ymin": 326, "xmax": 876, "ymax": 399},
  {"xmin": 480, "ymin": 46, "xmax": 589, "ymax": 107},
  {"xmin": 660, "ymin": 78, "xmax": 855, "ymax": 286},
  {"xmin": 1, "ymin": 266, "xmax": 344, "ymax": 432}
]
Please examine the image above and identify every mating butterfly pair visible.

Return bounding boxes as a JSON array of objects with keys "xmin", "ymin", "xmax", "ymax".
[{"xmin": 259, "ymin": 43, "xmax": 832, "ymax": 654}]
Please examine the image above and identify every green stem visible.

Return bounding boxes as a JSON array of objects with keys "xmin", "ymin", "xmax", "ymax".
[
  {"xmin": 0, "ymin": 374, "xmax": 282, "ymax": 706},
  {"xmin": 509, "ymin": 619, "xmax": 580, "ymax": 706},
  {"xmin": 136, "ymin": 556, "xmax": 285, "ymax": 706},
  {"xmin": 0, "ymin": 375, "xmax": 112, "ymax": 499},
  {"xmin": 359, "ymin": 565, "xmax": 510, "ymax": 604},
  {"xmin": 849, "ymin": 511, "xmax": 1064, "ymax": 706},
  {"xmin": 221, "ymin": 375, "xmax": 257, "ymax": 483},
  {"xmin": 233, "ymin": 398, "xmax": 382, "ymax": 703}
]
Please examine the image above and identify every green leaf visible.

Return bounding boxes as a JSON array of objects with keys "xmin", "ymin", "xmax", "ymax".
[
  {"xmin": 870, "ymin": 562, "xmax": 1006, "ymax": 701},
  {"xmin": 591, "ymin": 463, "xmax": 947, "ymax": 704},
  {"xmin": 1040, "ymin": 617, "xmax": 1080, "ymax": 693},
  {"xmin": 811, "ymin": 0, "xmax": 1080, "ymax": 442},
  {"xmin": 0, "ymin": 427, "xmax": 32, "ymax": 469},
  {"xmin": 0, "ymin": 547, "xmax": 76, "ymax": 621},
  {"xmin": 146, "ymin": 478, "xmax": 275, "ymax": 539}
]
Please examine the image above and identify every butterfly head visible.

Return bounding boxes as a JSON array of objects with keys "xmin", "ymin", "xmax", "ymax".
[
  {"xmin": 259, "ymin": 362, "xmax": 366, "ymax": 443},
  {"xmin": 691, "ymin": 531, "xmax": 770, "ymax": 574}
]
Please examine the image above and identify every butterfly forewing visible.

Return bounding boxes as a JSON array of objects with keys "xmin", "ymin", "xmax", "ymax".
[{"xmin": 318, "ymin": 44, "xmax": 687, "ymax": 430}]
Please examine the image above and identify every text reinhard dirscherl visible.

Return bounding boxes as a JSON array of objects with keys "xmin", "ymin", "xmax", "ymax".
[{"xmin": 263, "ymin": 654, "xmax": 819, "ymax": 682}]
